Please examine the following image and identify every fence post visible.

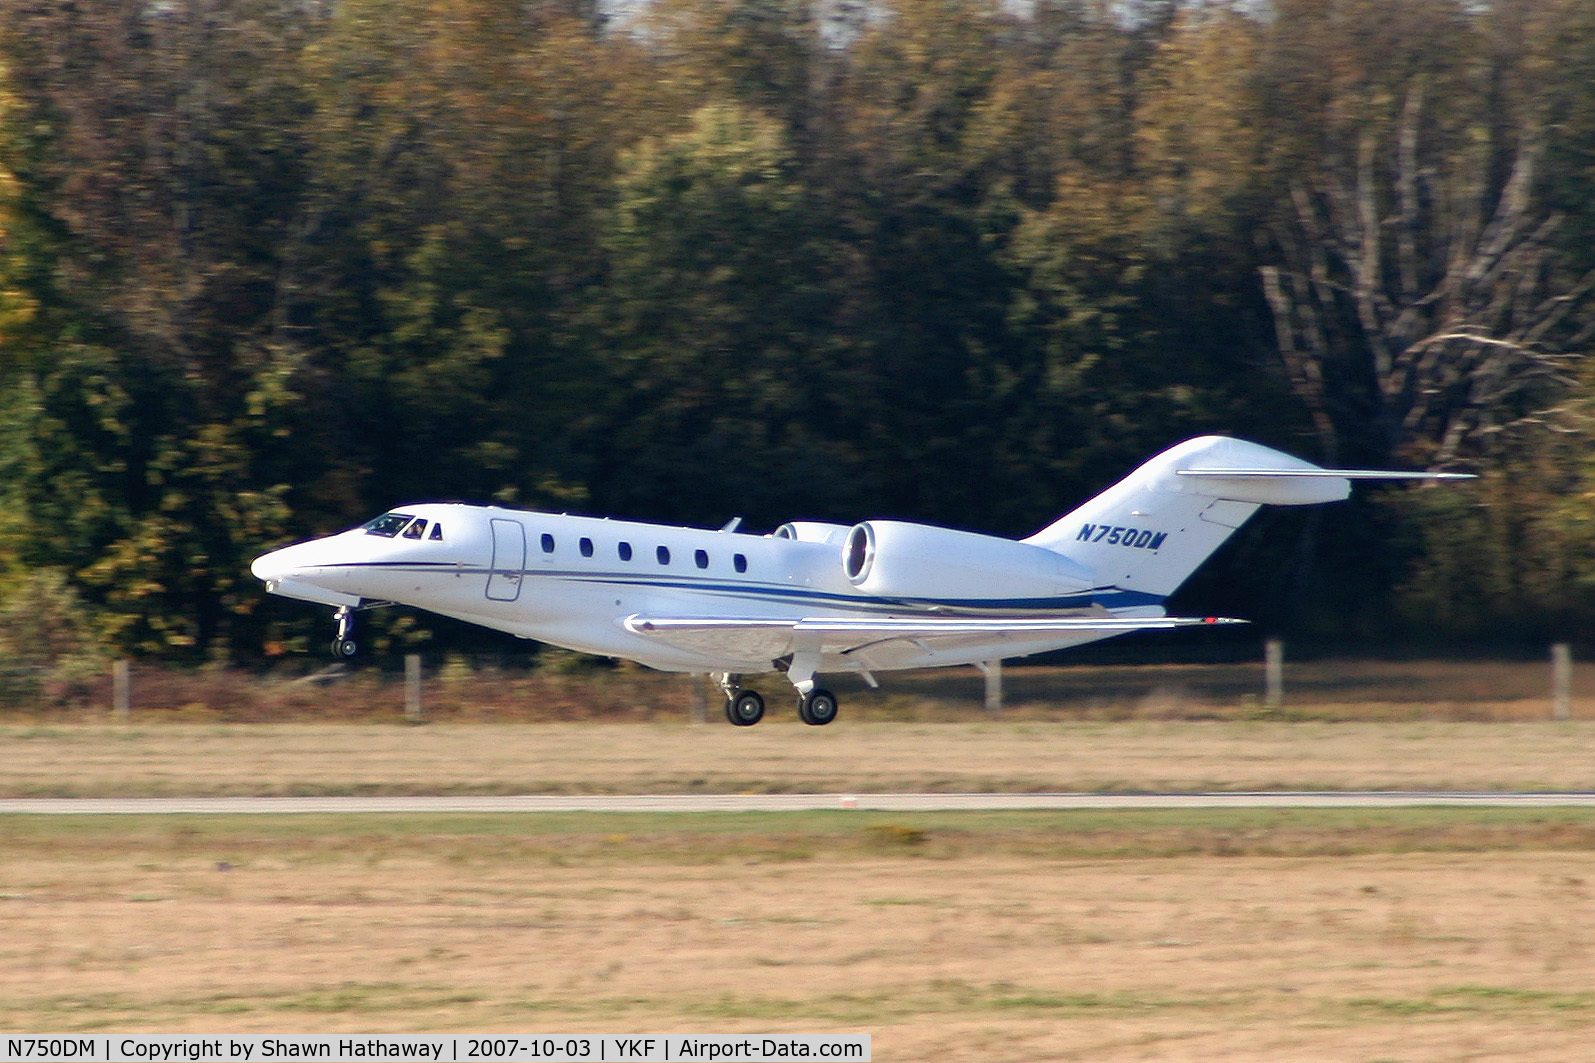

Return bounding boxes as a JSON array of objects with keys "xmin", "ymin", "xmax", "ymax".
[
  {"xmin": 405, "ymin": 654, "xmax": 424, "ymax": 723},
  {"xmin": 691, "ymin": 674, "xmax": 708, "ymax": 724},
  {"xmin": 112, "ymin": 660, "xmax": 131, "ymax": 721},
  {"xmin": 1552, "ymin": 643, "xmax": 1573, "ymax": 721},
  {"xmin": 980, "ymin": 660, "xmax": 1003, "ymax": 716},
  {"xmin": 1264, "ymin": 638, "xmax": 1285, "ymax": 710}
]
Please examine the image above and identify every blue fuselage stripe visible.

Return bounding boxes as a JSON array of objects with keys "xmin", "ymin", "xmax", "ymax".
[{"xmin": 321, "ymin": 561, "xmax": 1166, "ymax": 614}]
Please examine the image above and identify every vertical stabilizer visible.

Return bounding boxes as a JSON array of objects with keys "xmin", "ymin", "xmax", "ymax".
[{"xmin": 1024, "ymin": 437, "xmax": 1350, "ymax": 603}]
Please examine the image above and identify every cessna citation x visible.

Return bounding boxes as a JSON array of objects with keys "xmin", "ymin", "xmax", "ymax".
[{"xmin": 251, "ymin": 436, "xmax": 1467, "ymax": 726}]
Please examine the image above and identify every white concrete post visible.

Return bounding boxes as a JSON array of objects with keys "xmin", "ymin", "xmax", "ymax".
[
  {"xmin": 405, "ymin": 654, "xmax": 424, "ymax": 723},
  {"xmin": 691, "ymin": 674, "xmax": 708, "ymax": 724},
  {"xmin": 1264, "ymin": 638, "xmax": 1285, "ymax": 709},
  {"xmin": 982, "ymin": 660, "xmax": 1003, "ymax": 716},
  {"xmin": 1553, "ymin": 643, "xmax": 1572, "ymax": 721},
  {"xmin": 112, "ymin": 660, "xmax": 131, "ymax": 721}
]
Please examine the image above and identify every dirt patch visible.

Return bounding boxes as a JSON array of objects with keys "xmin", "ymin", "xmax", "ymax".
[{"xmin": 2, "ymin": 817, "xmax": 1594, "ymax": 1061}]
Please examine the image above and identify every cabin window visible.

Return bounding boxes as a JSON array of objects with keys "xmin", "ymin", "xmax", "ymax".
[
  {"xmin": 362, "ymin": 512, "xmax": 415, "ymax": 538},
  {"xmin": 541, "ymin": 533, "xmax": 555, "ymax": 554},
  {"xmin": 618, "ymin": 541, "xmax": 633, "ymax": 561},
  {"xmin": 430, "ymin": 523, "xmax": 444, "ymax": 541},
  {"xmin": 733, "ymin": 553, "xmax": 747, "ymax": 574},
  {"xmin": 656, "ymin": 545, "xmax": 671, "ymax": 565},
  {"xmin": 580, "ymin": 537, "xmax": 594, "ymax": 558},
  {"xmin": 402, "ymin": 518, "xmax": 428, "ymax": 540},
  {"xmin": 694, "ymin": 549, "xmax": 709, "ymax": 569}
]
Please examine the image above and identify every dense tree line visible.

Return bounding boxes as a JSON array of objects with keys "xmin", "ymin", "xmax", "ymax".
[{"xmin": 1, "ymin": 0, "xmax": 1593, "ymax": 665}]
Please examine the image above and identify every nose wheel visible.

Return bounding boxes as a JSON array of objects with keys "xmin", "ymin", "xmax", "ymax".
[{"xmin": 330, "ymin": 606, "xmax": 358, "ymax": 659}]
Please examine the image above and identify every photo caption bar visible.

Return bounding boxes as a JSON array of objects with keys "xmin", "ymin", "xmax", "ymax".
[{"xmin": 2, "ymin": 1037, "xmax": 870, "ymax": 1063}]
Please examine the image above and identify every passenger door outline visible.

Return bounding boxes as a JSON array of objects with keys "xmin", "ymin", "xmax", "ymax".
[{"xmin": 486, "ymin": 518, "xmax": 526, "ymax": 602}]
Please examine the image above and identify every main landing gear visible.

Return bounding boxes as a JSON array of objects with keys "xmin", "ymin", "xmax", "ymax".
[
  {"xmin": 797, "ymin": 688, "xmax": 839, "ymax": 725},
  {"xmin": 715, "ymin": 674, "xmax": 838, "ymax": 727}
]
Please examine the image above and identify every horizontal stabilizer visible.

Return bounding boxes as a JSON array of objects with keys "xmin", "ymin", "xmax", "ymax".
[{"xmin": 1179, "ymin": 468, "xmax": 1474, "ymax": 480}]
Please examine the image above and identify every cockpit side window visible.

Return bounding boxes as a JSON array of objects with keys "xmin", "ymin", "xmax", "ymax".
[
  {"xmin": 429, "ymin": 523, "xmax": 444, "ymax": 541},
  {"xmin": 402, "ymin": 518, "xmax": 428, "ymax": 540},
  {"xmin": 362, "ymin": 512, "xmax": 415, "ymax": 538}
]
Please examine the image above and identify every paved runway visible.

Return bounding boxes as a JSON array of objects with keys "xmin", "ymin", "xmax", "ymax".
[{"xmin": 3, "ymin": 792, "xmax": 1595, "ymax": 814}]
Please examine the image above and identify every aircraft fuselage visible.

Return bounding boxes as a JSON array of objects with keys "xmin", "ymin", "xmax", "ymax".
[{"xmin": 251, "ymin": 504, "xmax": 1116, "ymax": 676}]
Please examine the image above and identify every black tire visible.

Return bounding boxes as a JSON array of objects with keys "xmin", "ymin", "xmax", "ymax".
[
  {"xmin": 802, "ymin": 689, "xmax": 839, "ymax": 726},
  {"xmin": 332, "ymin": 637, "xmax": 358, "ymax": 660},
  {"xmin": 729, "ymin": 690, "xmax": 765, "ymax": 726}
]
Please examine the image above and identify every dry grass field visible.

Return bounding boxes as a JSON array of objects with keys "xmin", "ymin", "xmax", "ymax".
[
  {"xmin": 5, "ymin": 659, "xmax": 1595, "ymax": 1059},
  {"xmin": 4, "ymin": 811, "xmax": 1595, "ymax": 1060},
  {"xmin": 5, "ymin": 719, "xmax": 1595, "ymax": 797}
]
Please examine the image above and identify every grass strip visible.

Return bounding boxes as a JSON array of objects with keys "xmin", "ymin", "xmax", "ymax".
[{"xmin": 5, "ymin": 807, "xmax": 1595, "ymax": 863}]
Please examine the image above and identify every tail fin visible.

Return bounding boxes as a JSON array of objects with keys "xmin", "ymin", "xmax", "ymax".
[{"xmin": 1025, "ymin": 436, "xmax": 1467, "ymax": 603}]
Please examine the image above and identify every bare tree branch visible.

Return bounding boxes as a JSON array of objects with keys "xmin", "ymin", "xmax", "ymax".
[{"xmin": 1261, "ymin": 89, "xmax": 1594, "ymax": 468}]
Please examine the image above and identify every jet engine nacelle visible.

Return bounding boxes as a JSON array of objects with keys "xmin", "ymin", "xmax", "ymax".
[{"xmin": 841, "ymin": 520, "xmax": 1094, "ymax": 603}]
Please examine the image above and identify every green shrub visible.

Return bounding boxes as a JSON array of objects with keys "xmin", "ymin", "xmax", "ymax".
[{"xmin": 0, "ymin": 569, "xmax": 109, "ymax": 705}]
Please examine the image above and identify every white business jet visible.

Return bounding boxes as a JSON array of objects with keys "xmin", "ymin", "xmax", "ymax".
[{"xmin": 251, "ymin": 436, "xmax": 1466, "ymax": 725}]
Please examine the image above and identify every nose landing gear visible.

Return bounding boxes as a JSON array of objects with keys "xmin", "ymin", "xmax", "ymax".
[{"xmin": 331, "ymin": 606, "xmax": 358, "ymax": 659}]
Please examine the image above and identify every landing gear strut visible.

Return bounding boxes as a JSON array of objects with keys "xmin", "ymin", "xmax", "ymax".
[
  {"xmin": 330, "ymin": 606, "xmax": 358, "ymax": 660},
  {"xmin": 786, "ymin": 649, "xmax": 839, "ymax": 725}
]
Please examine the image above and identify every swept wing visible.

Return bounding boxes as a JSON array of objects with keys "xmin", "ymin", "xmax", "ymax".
[{"xmin": 623, "ymin": 613, "xmax": 1244, "ymax": 665}]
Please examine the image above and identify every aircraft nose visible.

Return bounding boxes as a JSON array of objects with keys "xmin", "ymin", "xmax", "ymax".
[
  {"xmin": 251, "ymin": 537, "xmax": 363, "ymax": 609},
  {"xmin": 251, "ymin": 547, "xmax": 292, "ymax": 585},
  {"xmin": 253, "ymin": 540, "xmax": 324, "ymax": 585}
]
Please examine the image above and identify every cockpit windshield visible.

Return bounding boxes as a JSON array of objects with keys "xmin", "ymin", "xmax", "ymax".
[
  {"xmin": 361, "ymin": 511, "xmax": 444, "ymax": 540},
  {"xmin": 362, "ymin": 512, "xmax": 416, "ymax": 538}
]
